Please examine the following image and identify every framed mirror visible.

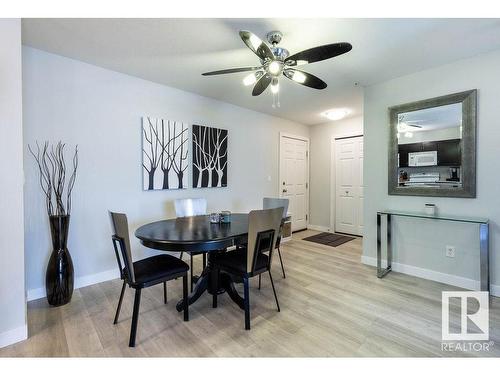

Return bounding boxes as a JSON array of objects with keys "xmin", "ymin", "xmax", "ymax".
[{"xmin": 388, "ymin": 90, "xmax": 477, "ymax": 198}]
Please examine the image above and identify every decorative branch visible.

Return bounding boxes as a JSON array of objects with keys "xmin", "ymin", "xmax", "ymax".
[{"xmin": 28, "ymin": 141, "xmax": 79, "ymax": 216}]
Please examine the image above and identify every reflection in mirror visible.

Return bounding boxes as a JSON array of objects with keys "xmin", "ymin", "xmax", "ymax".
[
  {"xmin": 397, "ymin": 103, "xmax": 462, "ymax": 189},
  {"xmin": 388, "ymin": 89, "xmax": 476, "ymax": 198}
]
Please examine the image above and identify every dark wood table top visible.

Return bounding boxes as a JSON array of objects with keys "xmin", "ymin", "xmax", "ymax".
[{"xmin": 135, "ymin": 213, "xmax": 249, "ymax": 252}]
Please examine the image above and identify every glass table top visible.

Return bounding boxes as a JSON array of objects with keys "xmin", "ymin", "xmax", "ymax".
[{"xmin": 377, "ymin": 210, "xmax": 488, "ymax": 224}]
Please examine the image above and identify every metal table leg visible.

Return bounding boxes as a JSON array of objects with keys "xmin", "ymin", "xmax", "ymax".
[
  {"xmin": 377, "ymin": 213, "xmax": 392, "ymax": 278},
  {"xmin": 479, "ymin": 223, "xmax": 489, "ymax": 293}
]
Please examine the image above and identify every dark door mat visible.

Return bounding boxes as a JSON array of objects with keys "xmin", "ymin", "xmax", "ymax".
[{"xmin": 303, "ymin": 232, "xmax": 355, "ymax": 247}]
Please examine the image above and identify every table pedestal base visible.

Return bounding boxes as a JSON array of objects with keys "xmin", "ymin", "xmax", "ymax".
[{"xmin": 176, "ymin": 251, "xmax": 245, "ymax": 312}]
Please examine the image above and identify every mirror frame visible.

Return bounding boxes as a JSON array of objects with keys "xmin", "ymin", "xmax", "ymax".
[{"xmin": 388, "ymin": 89, "xmax": 477, "ymax": 198}]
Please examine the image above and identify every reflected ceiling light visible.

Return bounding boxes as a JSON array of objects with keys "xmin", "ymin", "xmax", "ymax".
[
  {"xmin": 249, "ymin": 34, "xmax": 262, "ymax": 50},
  {"xmin": 321, "ymin": 108, "xmax": 350, "ymax": 121},
  {"xmin": 404, "ymin": 131, "xmax": 413, "ymax": 138}
]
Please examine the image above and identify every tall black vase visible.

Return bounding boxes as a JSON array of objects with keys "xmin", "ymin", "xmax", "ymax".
[{"xmin": 46, "ymin": 215, "xmax": 74, "ymax": 306}]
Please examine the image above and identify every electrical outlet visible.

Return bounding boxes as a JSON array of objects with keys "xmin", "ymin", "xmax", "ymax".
[{"xmin": 446, "ymin": 245, "xmax": 456, "ymax": 258}]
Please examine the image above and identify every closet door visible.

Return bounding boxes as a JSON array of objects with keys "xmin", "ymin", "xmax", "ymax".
[{"xmin": 335, "ymin": 136, "xmax": 363, "ymax": 236}]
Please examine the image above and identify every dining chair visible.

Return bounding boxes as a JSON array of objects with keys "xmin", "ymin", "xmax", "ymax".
[
  {"xmin": 109, "ymin": 211, "xmax": 189, "ymax": 347},
  {"xmin": 174, "ymin": 198, "xmax": 208, "ymax": 291},
  {"xmin": 262, "ymin": 197, "xmax": 289, "ymax": 280},
  {"xmin": 212, "ymin": 207, "xmax": 284, "ymax": 330}
]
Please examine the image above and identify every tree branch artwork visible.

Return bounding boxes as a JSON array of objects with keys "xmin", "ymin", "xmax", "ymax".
[
  {"xmin": 192, "ymin": 124, "xmax": 228, "ymax": 188},
  {"xmin": 28, "ymin": 141, "xmax": 79, "ymax": 216},
  {"xmin": 142, "ymin": 117, "xmax": 188, "ymax": 190}
]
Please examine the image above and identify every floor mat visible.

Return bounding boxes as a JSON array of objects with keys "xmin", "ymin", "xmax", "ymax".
[{"xmin": 302, "ymin": 232, "xmax": 355, "ymax": 247}]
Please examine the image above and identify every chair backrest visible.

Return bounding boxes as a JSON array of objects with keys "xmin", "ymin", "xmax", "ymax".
[
  {"xmin": 263, "ymin": 197, "xmax": 289, "ymax": 247},
  {"xmin": 174, "ymin": 198, "xmax": 207, "ymax": 218},
  {"xmin": 263, "ymin": 197, "xmax": 289, "ymax": 219},
  {"xmin": 247, "ymin": 207, "xmax": 284, "ymax": 274},
  {"xmin": 109, "ymin": 211, "xmax": 135, "ymax": 283}
]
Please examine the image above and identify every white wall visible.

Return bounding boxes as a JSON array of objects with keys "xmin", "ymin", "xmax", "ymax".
[
  {"xmin": 309, "ymin": 116, "xmax": 363, "ymax": 229},
  {"xmin": 363, "ymin": 48, "xmax": 500, "ymax": 294},
  {"xmin": 0, "ymin": 19, "xmax": 27, "ymax": 348},
  {"xmin": 22, "ymin": 47, "xmax": 309, "ymax": 300}
]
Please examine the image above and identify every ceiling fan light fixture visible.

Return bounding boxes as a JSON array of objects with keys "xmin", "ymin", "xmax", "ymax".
[
  {"xmin": 322, "ymin": 108, "xmax": 350, "ymax": 121},
  {"xmin": 243, "ymin": 71, "xmax": 263, "ymax": 86},
  {"xmin": 292, "ymin": 71, "xmax": 307, "ymax": 84},
  {"xmin": 268, "ymin": 61, "xmax": 281, "ymax": 75},
  {"xmin": 243, "ymin": 73, "xmax": 257, "ymax": 86}
]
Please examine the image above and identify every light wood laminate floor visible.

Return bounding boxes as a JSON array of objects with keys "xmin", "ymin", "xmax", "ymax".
[{"xmin": 1, "ymin": 230, "xmax": 499, "ymax": 357}]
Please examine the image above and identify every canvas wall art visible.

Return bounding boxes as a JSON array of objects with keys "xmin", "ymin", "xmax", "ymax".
[
  {"xmin": 192, "ymin": 124, "xmax": 228, "ymax": 188},
  {"xmin": 142, "ymin": 117, "xmax": 188, "ymax": 190}
]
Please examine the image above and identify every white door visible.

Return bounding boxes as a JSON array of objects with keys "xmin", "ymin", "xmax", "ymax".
[
  {"xmin": 279, "ymin": 135, "xmax": 309, "ymax": 231},
  {"xmin": 335, "ymin": 136, "xmax": 363, "ymax": 236}
]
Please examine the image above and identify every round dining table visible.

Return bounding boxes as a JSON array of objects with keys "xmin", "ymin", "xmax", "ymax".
[{"xmin": 135, "ymin": 213, "xmax": 249, "ymax": 312}]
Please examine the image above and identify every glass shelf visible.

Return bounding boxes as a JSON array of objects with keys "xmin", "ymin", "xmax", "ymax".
[{"xmin": 377, "ymin": 210, "xmax": 488, "ymax": 224}]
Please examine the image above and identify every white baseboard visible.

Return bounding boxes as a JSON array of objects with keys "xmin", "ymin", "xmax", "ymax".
[
  {"xmin": 0, "ymin": 324, "xmax": 27, "ymax": 349},
  {"xmin": 307, "ymin": 224, "xmax": 331, "ymax": 232},
  {"xmin": 27, "ymin": 268, "xmax": 119, "ymax": 302},
  {"xmin": 361, "ymin": 255, "xmax": 500, "ymax": 297}
]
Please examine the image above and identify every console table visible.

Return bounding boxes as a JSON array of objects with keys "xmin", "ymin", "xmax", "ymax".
[{"xmin": 376, "ymin": 210, "xmax": 489, "ymax": 292}]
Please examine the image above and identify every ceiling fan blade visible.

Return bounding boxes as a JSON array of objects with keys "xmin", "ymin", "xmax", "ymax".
[
  {"xmin": 283, "ymin": 69, "xmax": 327, "ymax": 89},
  {"xmin": 285, "ymin": 42, "xmax": 352, "ymax": 66},
  {"xmin": 252, "ymin": 74, "xmax": 272, "ymax": 96},
  {"xmin": 202, "ymin": 66, "xmax": 262, "ymax": 76},
  {"xmin": 239, "ymin": 30, "xmax": 274, "ymax": 61}
]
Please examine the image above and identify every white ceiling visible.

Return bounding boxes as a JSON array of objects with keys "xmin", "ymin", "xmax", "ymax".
[{"xmin": 21, "ymin": 18, "xmax": 500, "ymax": 125}]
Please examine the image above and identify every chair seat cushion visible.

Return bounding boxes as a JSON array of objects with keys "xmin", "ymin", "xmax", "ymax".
[
  {"xmin": 214, "ymin": 249, "xmax": 268, "ymax": 275},
  {"xmin": 128, "ymin": 254, "xmax": 189, "ymax": 286}
]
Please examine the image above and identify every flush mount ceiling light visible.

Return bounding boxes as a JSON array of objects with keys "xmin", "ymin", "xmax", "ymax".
[
  {"xmin": 321, "ymin": 108, "xmax": 350, "ymax": 121},
  {"xmin": 202, "ymin": 30, "xmax": 352, "ymax": 104}
]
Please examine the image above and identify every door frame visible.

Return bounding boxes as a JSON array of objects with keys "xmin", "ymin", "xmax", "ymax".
[
  {"xmin": 330, "ymin": 133, "xmax": 363, "ymax": 233},
  {"xmin": 279, "ymin": 132, "xmax": 310, "ymax": 231}
]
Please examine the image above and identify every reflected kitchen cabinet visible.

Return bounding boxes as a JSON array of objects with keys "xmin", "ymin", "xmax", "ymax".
[{"xmin": 398, "ymin": 139, "xmax": 461, "ymax": 167}]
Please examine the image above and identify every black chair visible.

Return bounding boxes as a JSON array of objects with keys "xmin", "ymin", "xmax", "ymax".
[
  {"xmin": 262, "ymin": 197, "xmax": 289, "ymax": 280},
  {"xmin": 174, "ymin": 198, "xmax": 208, "ymax": 292},
  {"xmin": 109, "ymin": 211, "xmax": 189, "ymax": 347},
  {"xmin": 212, "ymin": 207, "xmax": 283, "ymax": 330}
]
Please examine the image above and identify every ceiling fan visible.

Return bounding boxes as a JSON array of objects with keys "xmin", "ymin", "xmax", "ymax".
[
  {"xmin": 202, "ymin": 30, "xmax": 352, "ymax": 99},
  {"xmin": 398, "ymin": 114, "xmax": 423, "ymax": 129}
]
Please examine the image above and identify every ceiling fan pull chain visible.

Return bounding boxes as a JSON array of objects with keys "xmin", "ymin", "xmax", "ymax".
[{"xmin": 272, "ymin": 89, "xmax": 280, "ymax": 109}]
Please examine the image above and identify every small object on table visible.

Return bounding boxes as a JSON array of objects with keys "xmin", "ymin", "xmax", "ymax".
[
  {"xmin": 424, "ymin": 204, "xmax": 436, "ymax": 215},
  {"xmin": 220, "ymin": 210, "xmax": 232, "ymax": 223},
  {"xmin": 210, "ymin": 213, "xmax": 221, "ymax": 223}
]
